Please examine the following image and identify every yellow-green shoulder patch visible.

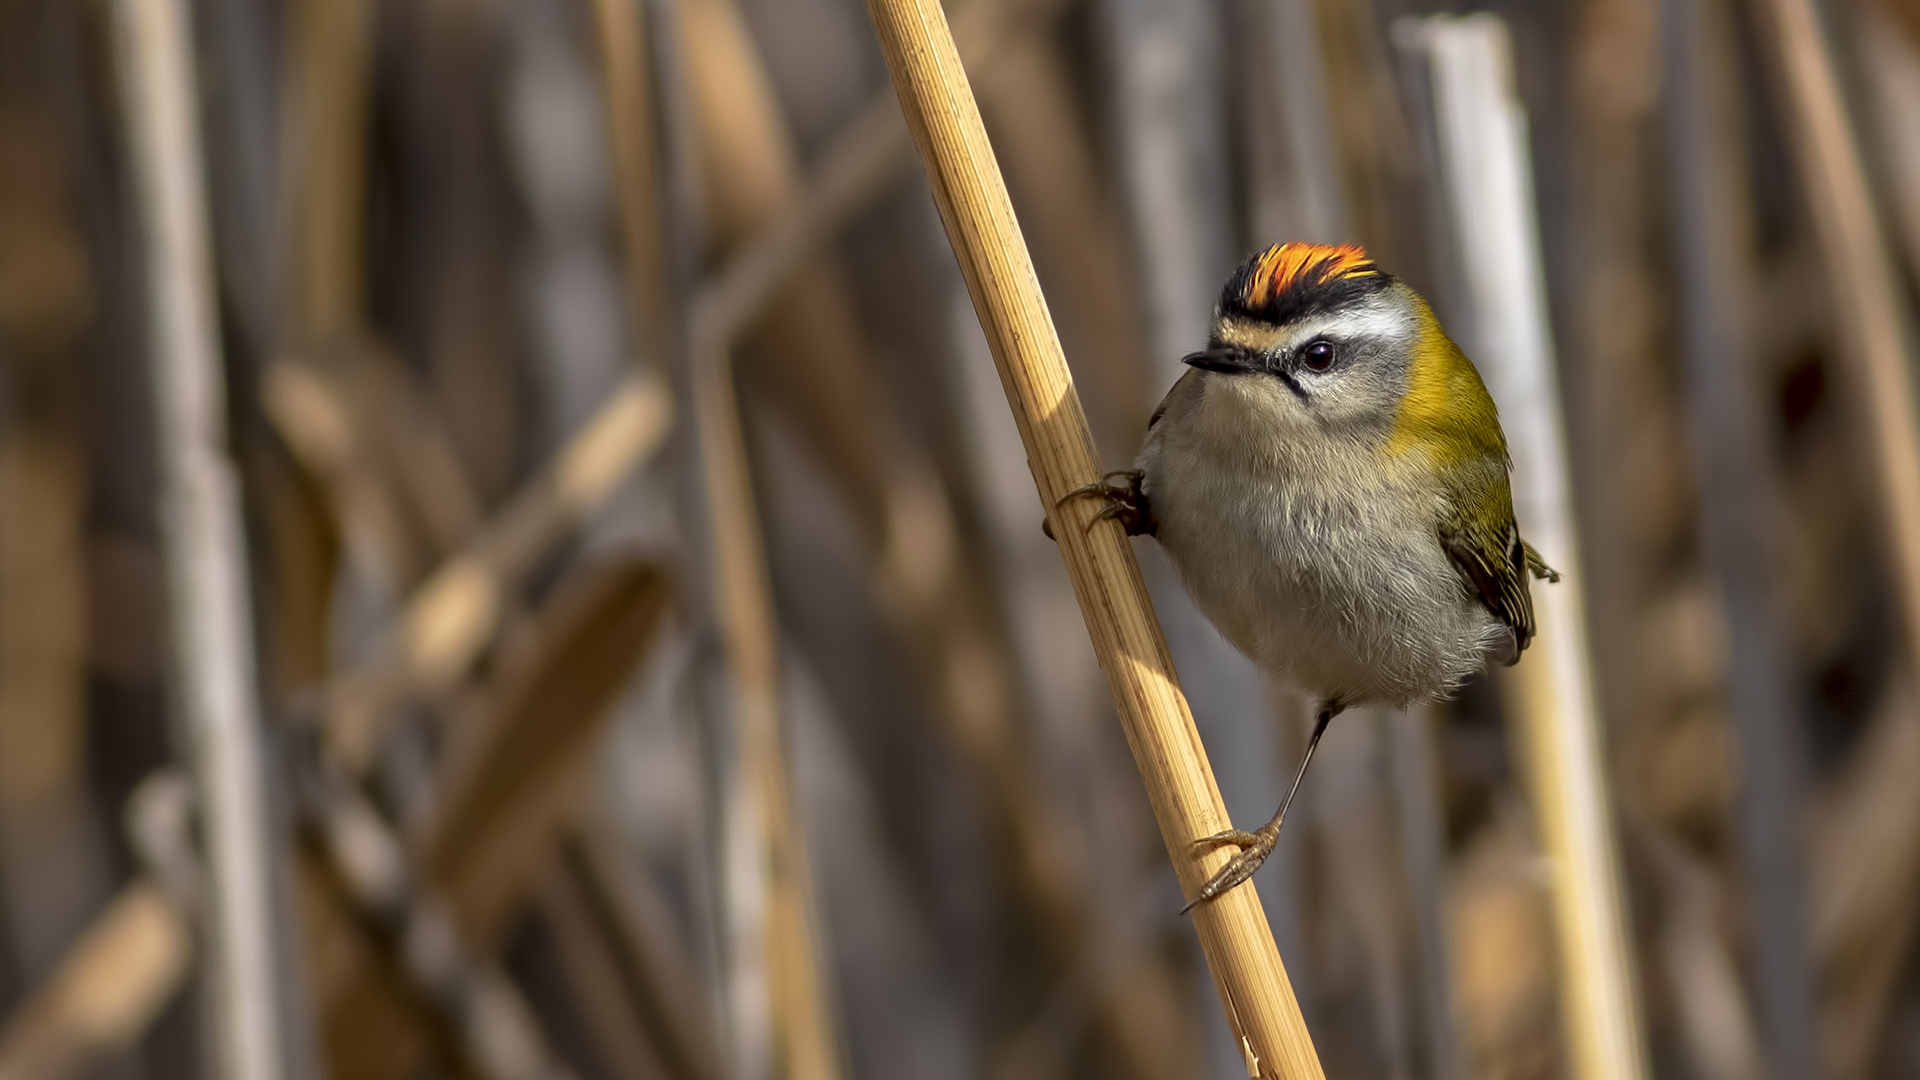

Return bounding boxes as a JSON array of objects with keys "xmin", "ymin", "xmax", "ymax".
[{"xmin": 1387, "ymin": 298, "xmax": 1505, "ymax": 467}]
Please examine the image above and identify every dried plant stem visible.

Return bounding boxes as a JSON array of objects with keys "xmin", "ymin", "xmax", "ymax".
[
  {"xmin": 1752, "ymin": 0, "xmax": 1920, "ymax": 1073},
  {"xmin": 694, "ymin": 347, "xmax": 847, "ymax": 1080},
  {"xmin": 1418, "ymin": 19, "xmax": 1649, "ymax": 1080},
  {"xmin": 110, "ymin": 0, "xmax": 288, "ymax": 1076},
  {"xmin": 676, "ymin": 0, "xmax": 1194, "ymax": 1070},
  {"xmin": 863, "ymin": 1, "xmax": 1323, "ymax": 1075}
]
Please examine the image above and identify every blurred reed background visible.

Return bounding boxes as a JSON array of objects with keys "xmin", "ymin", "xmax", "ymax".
[{"xmin": 0, "ymin": 0, "xmax": 1918, "ymax": 1076}]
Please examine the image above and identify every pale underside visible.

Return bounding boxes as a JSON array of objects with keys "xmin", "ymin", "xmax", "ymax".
[{"xmin": 1139, "ymin": 368, "xmax": 1512, "ymax": 708}]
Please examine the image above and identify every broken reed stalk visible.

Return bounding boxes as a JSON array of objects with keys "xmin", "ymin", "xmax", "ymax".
[
  {"xmin": 110, "ymin": 0, "xmax": 289, "ymax": 1077},
  {"xmin": 862, "ymin": 1, "xmax": 1323, "ymax": 1075},
  {"xmin": 678, "ymin": 0, "xmax": 1196, "ymax": 1071}
]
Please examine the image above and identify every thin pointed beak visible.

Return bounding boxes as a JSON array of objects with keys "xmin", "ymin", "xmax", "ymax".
[{"xmin": 1182, "ymin": 348, "xmax": 1258, "ymax": 375}]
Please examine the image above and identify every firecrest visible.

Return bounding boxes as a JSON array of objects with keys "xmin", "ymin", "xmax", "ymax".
[{"xmin": 1065, "ymin": 242, "xmax": 1558, "ymax": 909}]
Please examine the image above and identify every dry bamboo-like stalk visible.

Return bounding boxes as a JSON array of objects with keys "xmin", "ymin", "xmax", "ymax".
[
  {"xmin": 983, "ymin": 29, "xmax": 1155, "ymax": 460},
  {"xmin": 313, "ymin": 566, "xmax": 673, "ymax": 1080},
  {"xmin": 109, "ymin": 0, "xmax": 289, "ymax": 1077},
  {"xmin": 863, "ymin": 1, "xmax": 1323, "ymax": 1075},
  {"xmin": 674, "ymin": 1, "xmax": 1194, "ymax": 1072},
  {"xmin": 1416, "ymin": 18, "xmax": 1649, "ymax": 1080}
]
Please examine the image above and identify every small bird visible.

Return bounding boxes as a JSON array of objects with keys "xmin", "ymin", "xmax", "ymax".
[{"xmin": 1062, "ymin": 242, "xmax": 1557, "ymax": 910}]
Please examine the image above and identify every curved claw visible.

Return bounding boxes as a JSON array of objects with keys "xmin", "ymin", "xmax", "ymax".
[
  {"xmin": 1190, "ymin": 828, "xmax": 1260, "ymax": 853},
  {"xmin": 1054, "ymin": 470, "xmax": 1144, "ymax": 511},
  {"xmin": 1047, "ymin": 470, "xmax": 1153, "ymax": 540},
  {"xmin": 1055, "ymin": 484, "xmax": 1104, "ymax": 510},
  {"xmin": 1181, "ymin": 825, "xmax": 1278, "ymax": 914}
]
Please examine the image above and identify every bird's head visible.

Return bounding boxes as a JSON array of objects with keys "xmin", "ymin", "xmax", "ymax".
[{"xmin": 1186, "ymin": 242, "xmax": 1501, "ymax": 463}]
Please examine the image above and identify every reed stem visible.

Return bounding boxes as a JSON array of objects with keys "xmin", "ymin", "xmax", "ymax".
[{"xmin": 863, "ymin": 0, "xmax": 1323, "ymax": 1073}]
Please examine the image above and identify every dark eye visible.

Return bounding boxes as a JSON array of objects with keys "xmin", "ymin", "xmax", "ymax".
[{"xmin": 1300, "ymin": 340, "xmax": 1336, "ymax": 372}]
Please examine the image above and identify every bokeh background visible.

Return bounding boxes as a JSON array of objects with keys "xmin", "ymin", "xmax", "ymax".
[{"xmin": 0, "ymin": 0, "xmax": 1916, "ymax": 1077}]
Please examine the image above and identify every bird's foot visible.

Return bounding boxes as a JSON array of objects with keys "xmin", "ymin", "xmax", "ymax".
[
  {"xmin": 1182, "ymin": 820, "xmax": 1280, "ymax": 913},
  {"xmin": 1181, "ymin": 699, "xmax": 1342, "ymax": 913},
  {"xmin": 1042, "ymin": 470, "xmax": 1154, "ymax": 540}
]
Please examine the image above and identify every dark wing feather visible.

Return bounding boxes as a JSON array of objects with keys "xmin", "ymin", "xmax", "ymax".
[{"xmin": 1441, "ymin": 517, "xmax": 1536, "ymax": 662}]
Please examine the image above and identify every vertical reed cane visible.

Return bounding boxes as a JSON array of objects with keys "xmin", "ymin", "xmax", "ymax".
[{"xmin": 863, "ymin": 1, "xmax": 1324, "ymax": 1074}]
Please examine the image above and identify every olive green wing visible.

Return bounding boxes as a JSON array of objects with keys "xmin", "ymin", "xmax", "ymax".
[
  {"xmin": 1424, "ymin": 325, "xmax": 1557, "ymax": 656},
  {"xmin": 1439, "ymin": 502, "xmax": 1537, "ymax": 662}
]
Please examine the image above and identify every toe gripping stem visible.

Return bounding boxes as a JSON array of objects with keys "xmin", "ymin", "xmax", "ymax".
[
  {"xmin": 1181, "ymin": 702, "xmax": 1341, "ymax": 913},
  {"xmin": 1042, "ymin": 469, "xmax": 1155, "ymax": 540}
]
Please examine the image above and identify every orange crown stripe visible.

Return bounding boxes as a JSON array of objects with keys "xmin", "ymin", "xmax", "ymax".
[{"xmin": 1238, "ymin": 242, "xmax": 1378, "ymax": 309}]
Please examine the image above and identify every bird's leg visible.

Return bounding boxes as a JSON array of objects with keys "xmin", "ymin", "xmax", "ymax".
[
  {"xmin": 1043, "ymin": 469, "xmax": 1155, "ymax": 540},
  {"xmin": 1181, "ymin": 700, "xmax": 1343, "ymax": 913}
]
